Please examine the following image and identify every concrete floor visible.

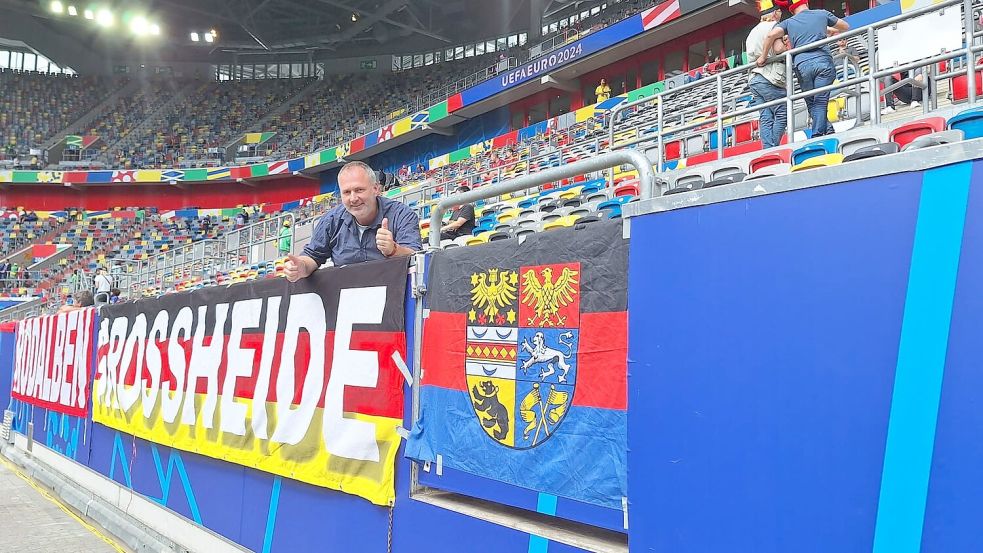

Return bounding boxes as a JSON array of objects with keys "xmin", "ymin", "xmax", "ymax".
[{"xmin": 0, "ymin": 460, "xmax": 123, "ymax": 553}]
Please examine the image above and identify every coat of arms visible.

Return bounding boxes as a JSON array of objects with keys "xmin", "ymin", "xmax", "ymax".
[{"xmin": 466, "ymin": 263, "xmax": 580, "ymax": 449}]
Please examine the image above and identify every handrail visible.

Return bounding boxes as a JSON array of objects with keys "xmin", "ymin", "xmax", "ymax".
[
  {"xmin": 427, "ymin": 149, "xmax": 656, "ymax": 249},
  {"xmin": 609, "ymin": 0, "xmax": 979, "ymax": 166}
]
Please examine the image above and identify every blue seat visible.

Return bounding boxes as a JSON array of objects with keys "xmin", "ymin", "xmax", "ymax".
[
  {"xmin": 708, "ymin": 127, "xmax": 734, "ymax": 150},
  {"xmin": 517, "ymin": 198, "xmax": 539, "ymax": 209},
  {"xmin": 948, "ymin": 106, "xmax": 983, "ymax": 140},
  {"xmin": 791, "ymin": 138, "xmax": 840, "ymax": 166},
  {"xmin": 597, "ymin": 200, "xmax": 624, "ymax": 219}
]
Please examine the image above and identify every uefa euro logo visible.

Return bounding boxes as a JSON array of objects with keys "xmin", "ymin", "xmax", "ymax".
[{"xmin": 465, "ymin": 263, "xmax": 580, "ymax": 449}]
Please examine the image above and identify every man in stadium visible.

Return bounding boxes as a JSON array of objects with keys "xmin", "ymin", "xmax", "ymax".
[
  {"xmin": 746, "ymin": 0, "xmax": 788, "ymax": 149},
  {"xmin": 283, "ymin": 161, "xmax": 421, "ymax": 280},
  {"xmin": 439, "ymin": 185, "xmax": 476, "ymax": 241},
  {"xmin": 756, "ymin": 0, "xmax": 849, "ymax": 138},
  {"xmin": 595, "ymin": 78, "xmax": 612, "ymax": 102}
]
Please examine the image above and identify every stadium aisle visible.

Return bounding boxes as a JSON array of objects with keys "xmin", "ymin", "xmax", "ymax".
[{"xmin": 0, "ymin": 457, "xmax": 125, "ymax": 553}]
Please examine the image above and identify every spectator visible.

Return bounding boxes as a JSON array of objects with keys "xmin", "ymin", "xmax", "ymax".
[
  {"xmin": 285, "ymin": 161, "xmax": 421, "ymax": 279},
  {"xmin": 93, "ymin": 267, "xmax": 112, "ymax": 304},
  {"xmin": 58, "ymin": 290, "xmax": 94, "ymax": 313},
  {"xmin": 595, "ymin": 78, "xmax": 612, "ymax": 102},
  {"xmin": 109, "ymin": 288, "xmax": 121, "ymax": 305},
  {"xmin": 67, "ymin": 269, "xmax": 80, "ymax": 292},
  {"xmin": 439, "ymin": 186, "xmax": 477, "ymax": 240},
  {"xmin": 758, "ymin": 0, "xmax": 849, "ymax": 137},
  {"xmin": 746, "ymin": 0, "xmax": 789, "ymax": 149},
  {"xmin": 834, "ymin": 38, "xmax": 860, "ymax": 66},
  {"xmin": 278, "ymin": 219, "xmax": 293, "ymax": 256},
  {"xmin": 882, "ymin": 69, "xmax": 925, "ymax": 113},
  {"xmin": 0, "ymin": 259, "xmax": 9, "ymax": 287}
]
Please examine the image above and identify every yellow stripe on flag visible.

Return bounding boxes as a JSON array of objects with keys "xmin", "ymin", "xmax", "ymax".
[
  {"xmin": 136, "ymin": 170, "xmax": 161, "ymax": 182},
  {"xmin": 393, "ymin": 117, "xmax": 411, "ymax": 137},
  {"xmin": 575, "ymin": 105, "xmax": 595, "ymax": 123}
]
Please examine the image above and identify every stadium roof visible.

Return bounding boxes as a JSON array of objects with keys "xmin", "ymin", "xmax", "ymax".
[{"xmin": 0, "ymin": 0, "xmax": 544, "ymax": 60}]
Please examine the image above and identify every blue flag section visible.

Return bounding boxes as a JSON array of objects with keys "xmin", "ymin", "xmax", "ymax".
[{"xmin": 410, "ymin": 221, "xmax": 629, "ymax": 508}]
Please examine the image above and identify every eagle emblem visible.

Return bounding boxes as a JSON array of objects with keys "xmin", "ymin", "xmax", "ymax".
[
  {"xmin": 470, "ymin": 269, "xmax": 517, "ymax": 326},
  {"xmin": 520, "ymin": 265, "xmax": 580, "ymax": 327}
]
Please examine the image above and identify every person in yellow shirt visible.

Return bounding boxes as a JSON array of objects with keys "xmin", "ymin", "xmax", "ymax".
[{"xmin": 595, "ymin": 78, "xmax": 611, "ymax": 102}]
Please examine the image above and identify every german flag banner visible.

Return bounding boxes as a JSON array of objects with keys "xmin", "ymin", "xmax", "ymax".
[
  {"xmin": 12, "ymin": 308, "xmax": 96, "ymax": 418},
  {"xmin": 410, "ymin": 221, "xmax": 628, "ymax": 508},
  {"xmin": 92, "ymin": 258, "xmax": 409, "ymax": 506}
]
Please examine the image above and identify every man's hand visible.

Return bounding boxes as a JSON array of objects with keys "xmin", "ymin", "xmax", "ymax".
[
  {"xmin": 376, "ymin": 218, "xmax": 397, "ymax": 257},
  {"xmin": 756, "ymin": 55, "xmax": 768, "ymax": 68},
  {"xmin": 284, "ymin": 254, "xmax": 314, "ymax": 282}
]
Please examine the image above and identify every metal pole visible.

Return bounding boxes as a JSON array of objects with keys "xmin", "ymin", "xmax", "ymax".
[
  {"xmin": 964, "ymin": 0, "xmax": 977, "ymax": 103},
  {"xmin": 715, "ymin": 74, "xmax": 724, "ymax": 159},
  {"xmin": 786, "ymin": 50, "xmax": 795, "ymax": 142},
  {"xmin": 656, "ymin": 97, "xmax": 665, "ymax": 170},
  {"xmin": 427, "ymin": 149, "xmax": 657, "ymax": 250},
  {"xmin": 868, "ymin": 28, "xmax": 880, "ymax": 126}
]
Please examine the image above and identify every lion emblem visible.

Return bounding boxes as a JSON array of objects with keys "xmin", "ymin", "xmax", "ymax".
[{"xmin": 520, "ymin": 331, "xmax": 574, "ymax": 383}]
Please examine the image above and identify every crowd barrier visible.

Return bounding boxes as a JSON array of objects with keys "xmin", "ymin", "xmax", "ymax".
[{"xmin": 1, "ymin": 140, "xmax": 983, "ymax": 551}]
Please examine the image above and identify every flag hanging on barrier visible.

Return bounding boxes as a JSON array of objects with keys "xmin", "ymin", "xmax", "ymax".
[
  {"xmin": 92, "ymin": 258, "xmax": 409, "ymax": 506},
  {"xmin": 12, "ymin": 308, "xmax": 96, "ymax": 418},
  {"xmin": 409, "ymin": 221, "xmax": 628, "ymax": 508}
]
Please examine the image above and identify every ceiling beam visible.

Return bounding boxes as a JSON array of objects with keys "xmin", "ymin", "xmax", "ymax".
[{"xmin": 317, "ymin": 0, "xmax": 452, "ymax": 43}]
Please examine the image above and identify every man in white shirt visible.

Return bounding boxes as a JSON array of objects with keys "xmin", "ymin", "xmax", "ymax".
[
  {"xmin": 746, "ymin": 0, "xmax": 788, "ymax": 148},
  {"xmin": 93, "ymin": 267, "xmax": 112, "ymax": 305}
]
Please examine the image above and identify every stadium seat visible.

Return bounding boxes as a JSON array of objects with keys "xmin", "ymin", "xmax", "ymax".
[
  {"xmin": 842, "ymin": 142, "xmax": 900, "ymax": 162},
  {"xmin": 673, "ymin": 169, "xmax": 709, "ymax": 190},
  {"xmin": 947, "ymin": 107, "xmax": 983, "ymax": 140},
  {"xmin": 597, "ymin": 200, "xmax": 624, "ymax": 219},
  {"xmin": 749, "ymin": 149, "xmax": 792, "ymax": 174},
  {"xmin": 710, "ymin": 165, "xmax": 744, "ymax": 181},
  {"xmin": 614, "ymin": 183, "xmax": 639, "ymax": 198},
  {"xmin": 840, "ymin": 130, "xmax": 889, "ymax": 157},
  {"xmin": 487, "ymin": 231, "xmax": 511, "ymax": 242},
  {"xmin": 703, "ymin": 172, "xmax": 746, "ymax": 188},
  {"xmin": 791, "ymin": 138, "xmax": 839, "ymax": 166},
  {"xmin": 543, "ymin": 216, "xmax": 577, "ymax": 231},
  {"xmin": 574, "ymin": 214, "xmax": 603, "ymax": 226},
  {"xmin": 890, "ymin": 117, "xmax": 947, "ymax": 149},
  {"xmin": 950, "ymin": 68, "xmax": 983, "ymax": 103},
  {"xmin": 513, "ymin": 227, "xmax": 537, "ymax": 239},
  {"xmin": 790, "ymin": 153, "xmax": 844, "ymax": 172},
  {"xmin": 901, "ymin": 129, "xmax": 965, "ymax": 151},
  {"xmin": 746, "ymin": 163, "xmax": 792, "ymax": 180}
]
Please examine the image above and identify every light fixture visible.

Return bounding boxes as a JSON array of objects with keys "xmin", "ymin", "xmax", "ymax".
[
  {"xmin": 50, "ymin": 1, "xmax": 64, "ymax": 13},
  {"xmin": 149, "ymin": 23, "xmax": 160, "ymax": 35},
  {"xmin": 67, "ymin": 5, "xmax": 77, "ymax": 15},
  {"xmin": 351, "ymin": 12, "xmax": 357, "ymax": 21},
  {"xmin": 83, "ymin": 8, "xmax": 93, "ymax": 19},
  {"xmin": 209, "ymin": 28, "xmax": 217, "ymax": 37},
  {"xmin": 204, "ymin": 32, "xmax": 214, "ymax": 43},
  {"xmin": 130, "ymin": 16, "xmax": 148, "ymax": 35},
  {"xmin": 190, "ymin": 31, "xmax": 199, "ymax": 41},
  {"xmin": 96, "ymin": 8, "xmax": 113, "ymax": 27}
]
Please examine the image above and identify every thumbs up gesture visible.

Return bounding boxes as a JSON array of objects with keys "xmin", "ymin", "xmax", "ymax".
[
  {"xmin": 376, "ymin": 217, "xmax": 396, "ymax": 257},
  {"xmin": 284, "ymin": 254, "xmax": 313, "ymax": 282}
]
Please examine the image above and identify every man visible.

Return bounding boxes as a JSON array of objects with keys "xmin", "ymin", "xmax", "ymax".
[
  {"xmin": 278, "ymin": 219, "xmax": 293, "ymax": 257},
  {"xmin": 757, "ymin": 0, "xmax": 849, "ymax": 138},
  {"xmin": 746, "ymin": 0, "xmax": 789, "ymax": 149},
  {"xmin": 834, "ymin": 38, "xmax": 860, "ymax": 66},
  {"xmin": 595, "ymin": 78, "xmax": 611, "ymax": 103},
  {"xmin": 284, "ymin": 161, "xmax": 421, "ymax": 281},
  {"xmin": 882, "ymin": 69, "xmax": 925, "ymax": 113},
  {"xmin": 439, "ymin": 185, "xmax": 476, "ymax": 241},
  {"xmin": 93, "ymin": 267, "xmax": 112, "ymax": 305}
]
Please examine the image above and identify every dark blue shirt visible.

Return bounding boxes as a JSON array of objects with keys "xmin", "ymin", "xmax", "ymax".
[
  {"xmin": 302, "ymin": 196, "xmax": 422, "ymax": 267},
  {"xmin": 777, "ymin": 9, "xmax": 839, "ymax": 68}
]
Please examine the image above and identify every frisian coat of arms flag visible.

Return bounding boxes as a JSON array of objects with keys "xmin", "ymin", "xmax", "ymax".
[{"xmin": 408, "ymin": 220, "xmax": 628, "ymax": 508}]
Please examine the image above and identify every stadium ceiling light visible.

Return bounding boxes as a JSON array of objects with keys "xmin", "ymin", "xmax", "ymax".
[
  {"xmin": 351, "ymin": 12, "xmax": 357, "ymax": 21},
  {"xmin": 149, "ymin": 23, "xmax": 160, "ymax": 35},
  {"xmin": 130, "ymin": 16, "xmax": 148, "ymax": 35},
  {"xmin": 204, "ymin": 32, "xmax": 214, "ymax": 43},
  {"xmin": 83, "ymin": 8, "xmax": 94, "ymax": 19},
  {"xmin": 96, "ymin": 8, "xmax": 113, "ymax": 27},
  {"xmin": 67, "ymin": 5, "xmax": 77, "ymax": 15},
  {"xmin": 190, "ymin": 31, "xmax": 199, "ymax": 41},
  {"xmin": 50, "ymin": 1, "xmax": 64, "ymax": 14}
]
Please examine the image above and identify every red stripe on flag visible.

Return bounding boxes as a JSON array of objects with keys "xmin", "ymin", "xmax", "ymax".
[
  {"xmin": 642, "ymin": 0, "xmax": 680, "ymax": 30},
  {"xmin": 350, "ymin": 135, "xmax": 366, "ymax": 154},
  {"xmin": 421, "ymin": 311, "xmax": 467, "ymax": 391},
  {"xmin": 573, "ymin": 311, "xmax": 627, "ymax": 410}
]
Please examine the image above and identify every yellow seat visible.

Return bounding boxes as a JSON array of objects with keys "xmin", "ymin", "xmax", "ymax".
[
  {"xmin": 465, "ymin": 231, "xmax": 492, "ymax": 246},
  {"xmin": 543, "ymin": 215, "xmax": 578, "ymax": 231},
  {"xmin": 791, "ymin": 153, "xmax": 844, "ymax": 172},
  {"xmin": 496, "ymin": 208, "xmax": 520, "ymax": 224}
]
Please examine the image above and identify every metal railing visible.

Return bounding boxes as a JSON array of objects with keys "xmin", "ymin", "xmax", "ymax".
[
  {"xmin": 0, "ymin": 298, "xmax": 47, "ymax": 323},
  {"xmin": 609, "ymin": 0, "xmax": 981, "ymax": 169},
  {"xmin": 223, "ymin": 212, "xmax": 295, "ymax": 268},
  {"xmin": 427, "ymin": 149, "xmax": 656, "ymax": 249},
  {"xmin": 130, "ymin": 239, "xmax": 225, "ymax": 296}
]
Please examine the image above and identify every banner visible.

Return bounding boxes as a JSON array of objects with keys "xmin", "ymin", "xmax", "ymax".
[
  {"xmin": 409, "ymin": 221, "xmax": 628, "ymax": 508},
  {"xmin": 92, "ymin": 258, "xmax": 409, "ymax": 506},
  {"xmin": 12, "ymin": 308, "xmax": 96, "ymax": 418}
]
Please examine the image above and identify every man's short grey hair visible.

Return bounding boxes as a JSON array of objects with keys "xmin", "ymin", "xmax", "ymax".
[{"xmin": 339, "ymin": 161, "xmax": 379, "ymax": 185}]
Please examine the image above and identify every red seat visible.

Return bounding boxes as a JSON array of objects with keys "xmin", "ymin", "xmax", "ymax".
[
  {"xmin": 950, "ymin": 63, "xmax": 983, "ymax": 103},
  {"xmin": 749, "ymin": 149, "xmax": 792, "ymax": 173},
  {"xmin": 614, "ymin": 183, "xmax": 639, "ymax": 197},
  {"xmin": 733, "ymin": 120, "xmax": 758, "ymax": 144},
  {"xmin": 889, "ymin": 117, "xmax": 946, "ymax": 149},
  {"xmin": 665, "ymin": 140, "xmax": 682, "ymax": 161}
]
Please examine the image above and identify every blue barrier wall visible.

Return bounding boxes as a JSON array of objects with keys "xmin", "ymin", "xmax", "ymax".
[{"xmin": 3, "ymin": 154, "xmax": 983, "ymax": 552}]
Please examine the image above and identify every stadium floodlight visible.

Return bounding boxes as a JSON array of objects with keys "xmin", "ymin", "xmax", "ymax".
[
  {"xmin": 130, "ymin": 16, "xmax": 148, "ymax": 35},
  {"xmin": 204, "ymin": 32, "xmax": 214, "ymax": 43},
  {"xmin": 50, "ymin": 1, "xmax": 64, "ymax": 14},
  {"xmin": 96, "ymin": 8, "xmax": 113, "ymax": 27},
  {"xmin": 209, "ymin": 29, "xmax": 217, "ymax": 38},
  {"xmin": 190, "ymin": 31, "xmax": 199, "ymax": 41},
  {"xmin": 351, "ymin": 12, "xmax": 357, "ymax": 21},
  {"xmin": 149, "ymin": 23, "xmax": 160, "ymax": 35},
  {"xmin": 83, "ymin": 8, "xmax": 94, "ymax": 19},
  {"xmin": 67, "ymin": 5, "xmax": 77, "ymax": 15}
]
